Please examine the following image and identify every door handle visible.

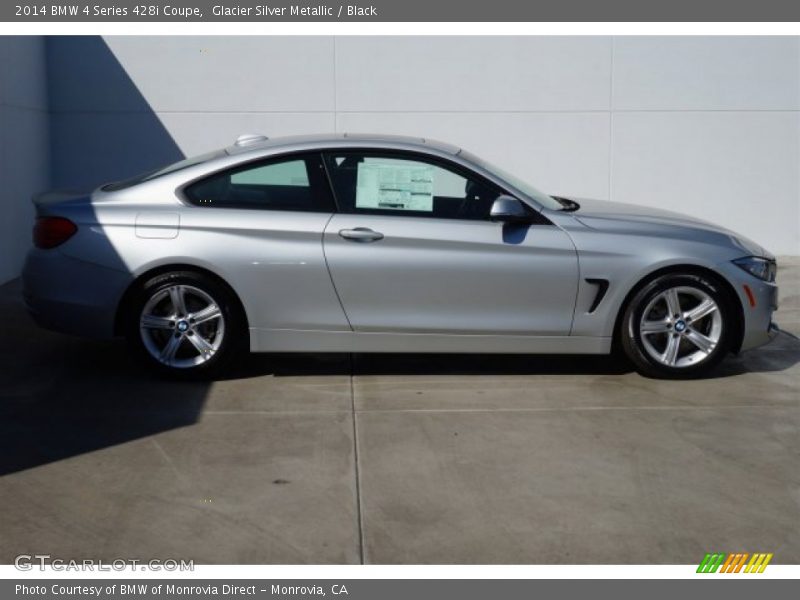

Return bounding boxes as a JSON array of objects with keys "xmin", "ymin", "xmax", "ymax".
[{"xmin": 338, "ymin": 227, "xmax": 384, "ymax": 242}]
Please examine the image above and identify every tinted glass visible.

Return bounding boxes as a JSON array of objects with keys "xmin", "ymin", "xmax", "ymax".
[
  {"xmin": 230, "ymin": 160, "xmax": 309, "ymax": 186},
  {"xmin": 184, "ymin": 153, "xmax": 334, "ymax": 212},
  {"xmin": 323, "ymin": 152, "xmax": 503, "ymax": 220}
]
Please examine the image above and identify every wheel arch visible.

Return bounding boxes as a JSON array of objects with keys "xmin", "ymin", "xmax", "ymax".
[
  {"xmin": 612, "ymin": 264, "xmax": 745, "ymax": 354},
  {"xmin": 114, "ymin": 263, "xmax": 250, "ymax": 340}
]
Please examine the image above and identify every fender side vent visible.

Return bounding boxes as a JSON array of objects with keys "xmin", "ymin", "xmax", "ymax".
[{"xmin": 585, "ymin": 278, "xmax": 609, "ymax": 313}]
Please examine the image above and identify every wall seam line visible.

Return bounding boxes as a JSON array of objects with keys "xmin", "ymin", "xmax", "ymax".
[
  {"xmin": 333, "ymin": 35, "xmax": 338, "ymax": 133},
  {"xmin": 608, "ymin": 36, "xmax": 615, "ymax": 202}
]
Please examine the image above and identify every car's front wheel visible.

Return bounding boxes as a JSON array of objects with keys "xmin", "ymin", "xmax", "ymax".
[
  {"xmin": 125, "ymin": 271, "xmax": 245, "ymax": 378},
  {"xmin": 620, "ymin": 273, "xmax": 735, "ymax": 379}
]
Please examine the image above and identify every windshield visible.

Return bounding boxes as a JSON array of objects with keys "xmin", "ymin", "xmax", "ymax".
[
  {"xmin": 460, "ymin": 151, "xmax": 564, "ymax": 210},
  {"xmin": 102, "ymin": 150, "xmax": 226, "ymax": 191}
]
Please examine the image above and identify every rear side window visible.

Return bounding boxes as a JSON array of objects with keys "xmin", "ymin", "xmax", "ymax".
[{"xmin": 183, "ymin": 153, "xmax": 334, "ymax": 212}]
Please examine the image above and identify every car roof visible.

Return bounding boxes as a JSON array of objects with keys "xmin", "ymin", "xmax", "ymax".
[{"xmin": 224, "ymin": 133, "xmax": 461, "ymax": 156}]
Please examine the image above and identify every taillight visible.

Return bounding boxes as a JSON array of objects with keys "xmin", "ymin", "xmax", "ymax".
[{"xmin": 33, "ymin": 217, "xmax": 77, "ymax": 249}]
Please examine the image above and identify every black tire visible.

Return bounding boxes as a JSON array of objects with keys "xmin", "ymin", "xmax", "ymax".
[
  {"xmin": 620, "ymin": 273, "xmax": 736, "ymax": 379},
  {"xmin": 124, "ymin": 270, "xmax": 246, "ymax": 379}
]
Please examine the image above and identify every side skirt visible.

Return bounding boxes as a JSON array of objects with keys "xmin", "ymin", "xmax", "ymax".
[{"xmin": 250, "ymin": 328, "xmax": 611, "ymax": 354}]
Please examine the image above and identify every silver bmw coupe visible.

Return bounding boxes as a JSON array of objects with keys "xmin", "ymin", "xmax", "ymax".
[{"xmin": 23, "ymin": 133, "xmax": 778, "ymax": 378}]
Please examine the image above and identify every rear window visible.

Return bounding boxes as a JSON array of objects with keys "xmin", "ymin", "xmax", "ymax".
[
  {"xmin": 102, "ymin": 150, "xmax": 226, "ymax": 191},
  {"xmin": 182, "ymin": 153, "xmax": 335, "ymax": 212}
]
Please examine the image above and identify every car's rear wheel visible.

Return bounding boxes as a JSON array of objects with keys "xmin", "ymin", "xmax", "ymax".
[
  {"xmin": 620, "ymin": 273, "xmax": 735, "ymax": 379},
  {"xmin": 125, "ymin": 271, "xmax": 245, "ymax": 378}
]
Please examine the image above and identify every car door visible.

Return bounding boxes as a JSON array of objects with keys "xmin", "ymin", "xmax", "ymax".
[{"xmin": 321, "ymin": 150, "xmax": 579, "ymax": 336}]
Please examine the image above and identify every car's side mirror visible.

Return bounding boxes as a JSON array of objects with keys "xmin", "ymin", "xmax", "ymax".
[{"xmin": 489, "ymin": 195, "xmax": 533, "ymax": 223}]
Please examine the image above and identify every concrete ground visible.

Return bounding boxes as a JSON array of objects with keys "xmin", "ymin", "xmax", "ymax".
[{"xmin": 0, "ymin": 260, "xmax": 798, "ymax": 564}]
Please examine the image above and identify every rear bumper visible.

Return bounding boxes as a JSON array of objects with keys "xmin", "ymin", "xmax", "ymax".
[{"xmin": 22, "ymin": 249, "xmax": 131, "ymax": 339}]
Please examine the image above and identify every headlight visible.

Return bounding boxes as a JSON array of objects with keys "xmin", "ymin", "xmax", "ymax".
[{"xmin": 732, "ymin": 256, "xmax": 777, "ymax": 282}]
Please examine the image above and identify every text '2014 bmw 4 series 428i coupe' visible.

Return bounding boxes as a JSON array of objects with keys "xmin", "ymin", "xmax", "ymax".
[{"xmin": 23, "ymin": 133, "xmax": 779, "ymax": 379}]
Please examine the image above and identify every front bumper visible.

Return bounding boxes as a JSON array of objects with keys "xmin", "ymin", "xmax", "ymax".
[
  {"xmin": 717, "ymin": 261, "xmax": 779, "ymax": 352},
  {"xmin": 22, "ymin": 249, "xmax": 131, "ymax": 339}
]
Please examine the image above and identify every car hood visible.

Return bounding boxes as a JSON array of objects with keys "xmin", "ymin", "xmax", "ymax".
[{"xmin": 564, "ymin": 197, "xmax": 771, "ymax": 258}]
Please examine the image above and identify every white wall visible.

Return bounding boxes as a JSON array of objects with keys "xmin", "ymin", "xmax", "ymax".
[
  {"xmin": 42, "ymin": 36, "xmax": 800, "ymax": 262},
  {"xmin": 0, "ymin": 37, "xmax": 49, "ymax": 283}
]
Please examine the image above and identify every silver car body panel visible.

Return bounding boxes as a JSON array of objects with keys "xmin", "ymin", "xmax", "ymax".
[
  {"xmin": 23, "ymin": 134, "xmax": 778, "ymax": 356},
  {"xmin": 323, "ymin": 214, "xmax": 579, "ymax": 335}
]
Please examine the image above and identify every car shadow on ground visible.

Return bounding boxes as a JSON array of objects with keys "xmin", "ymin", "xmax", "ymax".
[
  {"xmin": 2, "ymin": 274, "xmax": 798, "ymax": 475},
  {"xmin": 2, "ymin": 333, "xmax": 798, "ymax": 476},
  {"xmin": 223, "ymin": 329, "xmax": 800, "ymax": 380},
  {"xmin": 0, "ymin": 335, "xmax": 210, "ymax": 475},
  {"xmin": 226, "ymin": 351, "xmax": 633, "ymax": 379},
  {"xmin": 705, "ymin": 329, "xmax": 800, "ymax": 378},
  {"xmin": 0, "ymin": 281, "xmax": 209, "ymax": 475}
]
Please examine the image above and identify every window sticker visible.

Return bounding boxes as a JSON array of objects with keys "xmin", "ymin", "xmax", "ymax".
[{"xmin": 355, "ymin": 162, "xmax": 434, "ymax": 211}]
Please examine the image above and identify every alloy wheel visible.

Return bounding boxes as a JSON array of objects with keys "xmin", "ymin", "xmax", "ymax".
[
  {"xmin": 638, "ymin": 286, "xmax": 722, "ymax": 368},
  {"xmin": 139, "ymin": 284, "xmax": 226, "ymax": 369}
]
